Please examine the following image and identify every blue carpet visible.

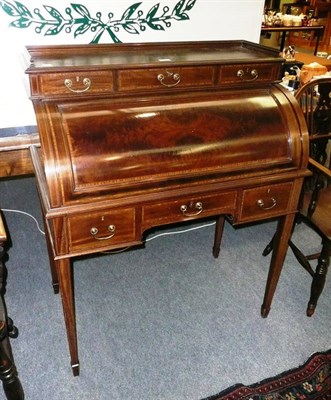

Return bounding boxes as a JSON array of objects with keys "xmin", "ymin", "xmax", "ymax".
[{"xmin": 0, "ymin": 176, "xmax": 330, "ymax": 400}]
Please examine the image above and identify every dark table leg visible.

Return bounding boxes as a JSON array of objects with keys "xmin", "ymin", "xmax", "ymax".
[
  {"xmin": 307, "ymin": 240, "xmax": 330, "ymax": 316},
  {"xmin": 279, "ymin": 31, "xmax": 287, "ymax": 51},
  {"xmin": 314, "ymin": 30, "xmax": 322, "ymax": 55},
  {"xmin": 0, "ymin": 245, "xmax": 24, "ymax": 400},
  {"xmin": 212, "ymin": 216, "xmax": 225, "ymax": 258},
  {"xmin": 0, "ymin": 330, "xmax": 24, "ymax": 400}
]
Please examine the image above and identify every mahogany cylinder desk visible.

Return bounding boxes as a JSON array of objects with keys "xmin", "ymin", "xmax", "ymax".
[{"xmin": 26, "ymin": 40, "xmax": 310, "ymax": 375}]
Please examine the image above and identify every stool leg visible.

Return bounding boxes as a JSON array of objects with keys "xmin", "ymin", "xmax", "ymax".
[
  {"xmin": 307, "ymin": 240, "xmax": 330, "ymax": 316},
  {"xmin": 0, "ymin": 245, "xmax": 24, "ymax": 399},
  {"xmin": 0, "ymin": 327, "xmax": 24, "ymax": 400}
]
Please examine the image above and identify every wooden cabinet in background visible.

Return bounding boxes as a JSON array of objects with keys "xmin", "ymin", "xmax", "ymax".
[
  {"xmin": 287, "ymin": 0, "xmax": 331, "ymax": 52},
  {"xmin": 312, "ymin": 0, "xmax": 331, "ymax": 51}
]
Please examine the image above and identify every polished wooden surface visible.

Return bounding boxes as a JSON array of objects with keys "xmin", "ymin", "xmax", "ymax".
[
  {"xmin": 0, "ymin": 133, "xmax": 39, "ymax": 178},
  {"xmin": 261, "ymin": 25, "xmax": 324, "ymax": 33},
  {"xmin": 26, "ymin": 40, "xmax": 310, "ymax": 375},
  {"xmin": 27, "ymin": 40, "xmax": 286, "ymax": 68},
  {"xmin": 261, "ymin": 25, "xmax": 324, "ymax": 54}
]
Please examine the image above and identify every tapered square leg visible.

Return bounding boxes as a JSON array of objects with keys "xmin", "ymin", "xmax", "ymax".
[
  {"xmin": 261, "ymin": 214, "xmax": 296, "ymax": 318},
  {"xmin": 56, "ymin": 258, "xmax": 80, "ymax": 376}
]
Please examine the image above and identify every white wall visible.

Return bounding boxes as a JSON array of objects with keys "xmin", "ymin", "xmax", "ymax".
[{"xmin": 0, "ymin": 0, "xmax": 264, "ymax": 129}]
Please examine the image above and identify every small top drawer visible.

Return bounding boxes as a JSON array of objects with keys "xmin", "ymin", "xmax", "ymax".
[
  {"xmin": 219, "ymin": 63, "xmax": 280, "ymax": 85},
  {"xmin": 239, "ymin": 182, "xmax": 293, "ymax": 222},
  {"xmin": 37, "ymin": 71, "xmax": 114, "ymax": 96},
  {"xmin": 117, "ymin": 66, "xmax": 215, "ymax": 91}
]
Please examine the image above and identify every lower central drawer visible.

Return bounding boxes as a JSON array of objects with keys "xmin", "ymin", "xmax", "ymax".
[
  {"xmin": 143, "ymin": 191, "xmax": 237, "ymax": 226},
  {"xmin": 68, "ymin": 208, "xmax": 136, "ymax": 252}
]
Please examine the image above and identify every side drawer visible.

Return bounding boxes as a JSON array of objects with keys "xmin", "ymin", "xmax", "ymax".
[
  {"xmin": 117, "ymin": 66, "xmax": 215, "ymax": 91},
  {"xmin": 68, "ymin": 208, "xmax": 135, "ymax": 252},
  {"xmin": 238, "ymin": 182, "xmax": 293, "ymax": 222},
  {"xmin": 143, "ymin": 191, "xmax": 237, "ymax": 226},
  {"xmin": 218, "ymin": 63, "xmax": 280, "ymax": 85},
  {"xmin": 38, "ymin": 71, "xmax": 114, "ymax": 96}
]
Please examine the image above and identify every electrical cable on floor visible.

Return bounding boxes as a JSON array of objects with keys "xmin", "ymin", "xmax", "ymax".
[
  {"xmin": 1, "ymin": 208, "xmax": 45, "ymax": 235},
  {"xmin": 102, "ymin": 221, "xmax": 216, "ymax": 254},
  {"xmin": 145, "ymin": 221, "xmax": 216, "ymax": 242}
]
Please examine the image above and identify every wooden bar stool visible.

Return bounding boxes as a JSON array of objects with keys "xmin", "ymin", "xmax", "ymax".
[{"xmin": 0, "ymin": 212, "xmax": 24, "ymax": 400}]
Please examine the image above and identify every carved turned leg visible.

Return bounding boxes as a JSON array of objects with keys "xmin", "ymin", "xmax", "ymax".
[
  {"xmin": 0, "ymin": 245, "xmax": 24, "ymax": 399},
  {"xmin": 307, "ymin": 240, "xmax": 330, "ymax": 317},
  {"xmin": 0, "ymin": 329, "xmax": 24, "ymax": 400},
  {"xmin": 56, "ymin": 258, "xmax": 79, "ymax": 376},
  {"xmin": 212, "ymin": 216, "xmax": 225, "ymax": 258},
  {"xmin": 261, "ymin": 213, "xmax": 296, "ymax": 318}
]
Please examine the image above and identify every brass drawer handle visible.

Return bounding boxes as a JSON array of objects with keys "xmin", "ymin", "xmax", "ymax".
[
  {"xmin": 157, "ymin": 72, "xmax": 181, "ymax": 87},
  {"xmin": 90, "ymin": 224, "xmax": 116, "ymax": 241},
  {"xmin": 64, "ymin": 77, "xmax": 91, "ymax": 93},
  {"xmin": 180, "ymin": 201, "xmax": 203, "ymax": 217},
  {"xmin": 237, "ymin": 69, "xmax": 258, "ymax": 81},
  {"xmin": 257, "ymin": 197, "xmax": 277, "ymax": 210}
]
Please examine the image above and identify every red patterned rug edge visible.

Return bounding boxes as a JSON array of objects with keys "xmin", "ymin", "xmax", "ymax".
[{"xmin": 202, "ymin": 349, "xmax": 331, "ymax": 400}]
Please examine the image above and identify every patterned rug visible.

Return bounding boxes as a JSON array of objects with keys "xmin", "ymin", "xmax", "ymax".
[{"xmin": 202, "ymin": 349, "xmax": 331, "ymax": 400}]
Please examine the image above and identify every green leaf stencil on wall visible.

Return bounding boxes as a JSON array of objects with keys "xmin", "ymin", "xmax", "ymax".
[{"xmin": 0, "ymin": 0, "xmax": 197, "ymax": 42}]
